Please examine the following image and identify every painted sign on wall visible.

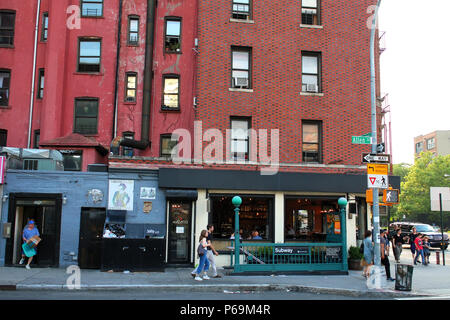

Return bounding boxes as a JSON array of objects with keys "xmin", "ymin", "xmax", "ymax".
[{"xmin": 108, "ymin": 180, "xmax": 134, "ymax": 211}]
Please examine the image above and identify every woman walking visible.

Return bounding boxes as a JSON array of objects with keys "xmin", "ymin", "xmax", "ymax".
[
  {"xmin": 409, "ymin": 227, "xmax": 419, "ymax": 262},
  {"xmin": 414, "ymin": 233, "xmax": 426, "ymax": 265},
  {"xmin": 194, "ymin": 230, "xmax": 210, "ymax": 281},
  {"xmin": 362, "ymin": 230, "xmax": 374, "ymax": 278}
]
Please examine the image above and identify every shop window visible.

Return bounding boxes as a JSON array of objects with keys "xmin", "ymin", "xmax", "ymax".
[
  {"xmin": 78, "ymin": 38, "xmax": 101, "ymax": 73},
  {"xmin": 231, "ymin": 47, "xmax": 251, "ymax": 89},
  {"xmin": 302, "ymin": 52, "xmax": 321, "ymax": 93},
  {"xmin": 164, "ymin": 18, "xmax": 181, "ymax": 53},
  {"xmin": 231, "ymin": 117, "xmax": 250, "ymax": 161},
  {"xmin": 302, "ymin": 0, "xmax": 320, "ymax": 25},
  {"xmin": 37, "ymin": 69, "xmax": 44, "ymax": 99},
  {"xmin": 0, "ymin": 129, "xmax": 6, "ymax": 147},
  {"xmin": 232, "ymin": 0, "xmax": 251, "ymax": 20},
  {"xmin": 0, "ymin": 11, "xmax": 15, "ymax": 46},
  {"xmin": 121, "ymin": 131, "xmax": 134, "ymax": 157},
  {"xmin": 60, "ymin": 150, "xmax": 83, "ymax": 171},
  {"xmin": 162, "ymin": 75, "xmax": 180, "ymax": 110},
  {"xmin": 41, "ymin": 12, "xmax": 48, "ymax": 41},
  {"xmin": 302, "ymin": 121, "xmax": 322, "ymax": 163},
  {"xmin": 160, "ymin": 134, "xmax": 178, "ymax": 158},
  {"xmin": 209, "ymin": 195, "xmax": 273, "ymax": 244},
  {"xmin": 285, "ymin": 197, "xmax": 339, "ymax": 242},
  {"xmin": 74, "ymin": 98, "xmax": 98, "ymax": 134},
  {"xmin": 0, "ymin": 70, "xmax": 11, "ymax": 106},
  {"xmin": 128, "ymin": 16, "xmax": 139, "ymax": 45},
  {"xmin": 125, "ymin": 72, "xmax": 137, "ymax": 102},
  {"xmin": 81, "ymin": 0, "xmax": 103, "ymax": 17}
]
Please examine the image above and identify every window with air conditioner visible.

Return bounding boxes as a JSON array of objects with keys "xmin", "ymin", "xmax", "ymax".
[
  {"xmin": 302, "ymin": 0, "xmax": 320, "ymax": 25},
  {"xmin": 302, "ymin": 52, "xmax": 321, "ymax": 93},
  {"xmin": 232, "ymin": 0, "xmax": 251, "ymax": 20},
  {"xmin": 231, "ymin": 47, "xmax": 251, "ymax": 89}
]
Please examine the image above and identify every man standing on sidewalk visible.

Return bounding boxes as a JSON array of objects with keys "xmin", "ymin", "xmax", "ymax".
[
  {"xmin": 192, "ymin": 225, "xmax": 222, "ymax": 278},
  {"xmin": 380, "ymin": 229, "xmax": 395, "ymax": 281}
]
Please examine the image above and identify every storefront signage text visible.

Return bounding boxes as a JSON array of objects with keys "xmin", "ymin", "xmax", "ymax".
[{"xmin": 274, "ymin": 247, "xmax": 309, "ymax": 255}]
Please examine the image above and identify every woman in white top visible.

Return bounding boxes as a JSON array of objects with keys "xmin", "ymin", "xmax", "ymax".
[{"xmin": 194, "ymin": 230, "xmax": 210, "ymax": 281}]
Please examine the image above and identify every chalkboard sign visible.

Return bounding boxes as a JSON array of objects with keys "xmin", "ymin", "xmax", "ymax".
[
  {"xmin": 326, "ymin": 247, "xmax": 342, "ymax": 259},
  {"xmin": 274, "ymin": 246, "xmax": 309, "ymax": 255}
]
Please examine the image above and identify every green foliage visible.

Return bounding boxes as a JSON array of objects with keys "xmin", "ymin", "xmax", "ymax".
[
  {"xmin": 396, "ymin": 152, "xmax": 450, "ymax": 227},
  {"xmin": 348, "ymin": 246, "xmax": 363, "ymax": 260}
]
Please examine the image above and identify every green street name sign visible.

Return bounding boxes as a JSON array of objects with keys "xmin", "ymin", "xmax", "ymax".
[{"xmin": 352, "ymin": 136, "xmax": 373, "ymax": 144}]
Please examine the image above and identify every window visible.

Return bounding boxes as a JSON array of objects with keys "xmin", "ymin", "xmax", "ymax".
[
  {"xmin": 231, "ymin": 118, "xmax": 250, "ymax": 161},
  {"xmin": 231, "ymin": 47, "xmax": 251, "ymax": 88},
  {"xmin": 162, "ymin": 75, "xmax": 179, "ymax": 110},
  {"xmin": 232, "ymin": 0, "xmax": 251, "ymax": 20},
  {"xmin": 33, "ymin": 130, "xmax": 40, "ymax": 149},
  {"xmin": 164, "ymin": 18, "xmax": 181, "ymax": 53},
  {"xmin": 128, "ymin": 16, "xmax": 139, "ymax": 45},
  {"xmin": 74, "ymin": 98, "xmax": 98, "ymax": 134},
  {"xmin": 160, "ymin": 134, "xmax": 178, "ymax": 158},
  {"xmin": 302, "ymin": 121, "xmax": 322, "ymax": 163},
  {"xmin": 0, "ymin": 129, "xmax": 6, "ymax": 147},
  {"xmin": 415, "ymin": 142, "xmax": 423, "ymax": 154},
  {"xmin": 302, "ymin": 0, "xmax": 320, "ymax": 25},
  {"xmin": 427, "ymin": 138, "xmax": 435, "ymax": 150},
  {"xmin": 37, "ymin": 69, "xmax": 44, "ymax": 99},
  {"xmin": 0, "ymin": 70, "xmax": 11, "ymax": 106},
  {"xmin": 41, "ymin": 12, "xmax": 48, "ymax": 41},
  {"xmin": 121, "ymin": 131, "xmax": 134, "ymax": 157},
  {"xmin": 125, "ymin": 72, "xmax": 137, "ymax": 102},
  {"xmin": 81, "ymin": 0, "xmax": 103, "ymax": 17},
  {"xmin": 302, "ymin": 52, "xmax": 321, "ymax": 93},
  {"xmin": 78, "ymin": 38, "xmax": 101, "ymax": 72},
  {"xmin": 0, "ymin": 11, "xmax": 15, "ymax": 46},
  {"xmin": 60, "ymin": 150, "xmax": 82, "ymax": 171}
]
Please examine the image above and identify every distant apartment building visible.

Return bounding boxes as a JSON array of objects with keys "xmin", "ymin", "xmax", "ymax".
[{"xmin": 414, "ymin": 130, "xmax": 450, "ymax": 158}]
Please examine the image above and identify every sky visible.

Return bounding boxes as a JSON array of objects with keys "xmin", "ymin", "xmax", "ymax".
[{"xmin": 378, "ymin": 0, "xmax": 450, "ymax": 164}]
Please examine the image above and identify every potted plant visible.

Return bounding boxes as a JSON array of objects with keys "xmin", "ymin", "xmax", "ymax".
[{"xmin": 348, "ymin": 246, "xmax": 363, "ymax": 270}]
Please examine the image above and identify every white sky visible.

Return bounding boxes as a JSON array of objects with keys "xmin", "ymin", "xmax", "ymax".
[{"xmin": 379, "ymin": 0, "xmax": 450, "ymax": 164}]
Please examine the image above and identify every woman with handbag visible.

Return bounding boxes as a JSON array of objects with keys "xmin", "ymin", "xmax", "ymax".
[{"xmin": 194, "ymin": 230, "xmax": 210, "ymax": 281}]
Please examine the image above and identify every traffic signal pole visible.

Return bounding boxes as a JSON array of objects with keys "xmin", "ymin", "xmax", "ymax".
[{"xmin": 370, "ymin": 0, "xmax": 382, "ymax": 267}]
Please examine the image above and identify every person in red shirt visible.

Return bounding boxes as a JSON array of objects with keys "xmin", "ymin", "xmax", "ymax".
[{"xmin": 413, "ymin": 233, "xmax": 427, "ymax": 265}]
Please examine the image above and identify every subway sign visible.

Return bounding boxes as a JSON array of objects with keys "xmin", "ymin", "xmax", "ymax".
[{"xmin": 0, "ymin": 156, "xmax": 5, "ymax": 184}]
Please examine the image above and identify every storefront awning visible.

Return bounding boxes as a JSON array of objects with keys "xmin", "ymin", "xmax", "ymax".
[{"xmin": 164, "ymin": 189, "xmax": 198, "ymax": 200}]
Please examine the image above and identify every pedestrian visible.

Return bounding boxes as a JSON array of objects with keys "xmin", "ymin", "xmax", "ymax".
[
  {"xmin": 392, "ymin": 228, "xmax": 404, "ymax": 263},
  {"xmin": 192, "ymin": 225, "xmax": 222, "ymax": 278},
  {"xmin": 251, "ymin": 230, "xmax": 262, "ymax": 240},
  {"xmin": 423, "ymin": 236, "xmax": 431, "ymax": 265},
  {"xmin": 409, "ymin": 227, "xmax": 419, "ymax": 262},
  {"xmin": 380, "ymin": 229, "xmax": 395, "ymax": 281},
  {"xmin": 193, "ymin": 230, "xmax": 210, "ymax": 281},
  {"xmin": 362, "ymin": 230, "xmax": 374, "ymax": 278},
  {"xmin": 19, "ymin": 220, "xmax": 40, "ymax": 269},
  {"xmin": 413, "ymin": 233, "xmax": 426, "ymax": 266}
]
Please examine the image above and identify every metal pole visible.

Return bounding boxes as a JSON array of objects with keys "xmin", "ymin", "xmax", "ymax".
[
  {"xmin": 234, "ymin": 206, "xmax": 240, "ymax": 272},
  {"xmin": 440, "ymin": 193, "xmax": 445, "ymax": 266},
  {"xmin": 370, "ymin": 0, "xmax": 382, "ymax": 267},
  {"xmin": 341, "ymin": 204, "xmax": 348, "ymax": 271}
]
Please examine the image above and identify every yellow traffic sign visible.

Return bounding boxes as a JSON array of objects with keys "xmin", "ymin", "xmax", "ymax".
[{"xmin": 367, "ymin": 163, "xmax": 388, "ymax": 175}]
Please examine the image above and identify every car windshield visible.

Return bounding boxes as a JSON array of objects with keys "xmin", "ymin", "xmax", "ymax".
[{"xmin": 415, "ymin": 225, "xmax": 435, "ymax": 232}]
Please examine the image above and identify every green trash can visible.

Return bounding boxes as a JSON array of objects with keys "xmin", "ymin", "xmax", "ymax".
[{"xmin": 395, "ymin": 264, "xmax": 413, "ymax": 291}]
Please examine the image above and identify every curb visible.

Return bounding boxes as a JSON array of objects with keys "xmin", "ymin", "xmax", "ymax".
[{"xmin": 9, "ymin": 283, "xmax": 429, "ymax": 298}]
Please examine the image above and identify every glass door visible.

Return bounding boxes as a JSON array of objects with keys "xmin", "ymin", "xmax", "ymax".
[{"xmin": 167, "ymin": 201, "xmax": 192, "ymax": 264}]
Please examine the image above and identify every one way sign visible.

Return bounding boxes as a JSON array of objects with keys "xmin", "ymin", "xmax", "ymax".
[
  {"xmin": 368, "ymin": 174, "xmax": 389, "ymax": 189},
  {"xmin": 362, "ymin": 153, "xmax": 391, "ymax": 164}
]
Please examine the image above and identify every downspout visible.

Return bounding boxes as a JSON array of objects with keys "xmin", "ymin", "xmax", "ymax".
[
  {"xmin": 112, "ymin": 0, "xmax": 123, "ymax": 139},
  {"xmin": 27, "ymin": 0, "xmax": 42, "ymax": 148},
  {"xmin": 119, "ymin": 0, "xmax": 156, "ymax": 150}
]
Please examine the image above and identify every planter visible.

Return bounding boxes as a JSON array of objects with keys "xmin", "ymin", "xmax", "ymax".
[{"xmin": 348, "ymin": 258, "xmax": 363, "ymax": 270}]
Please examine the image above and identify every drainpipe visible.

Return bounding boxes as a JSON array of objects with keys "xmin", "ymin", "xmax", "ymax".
[
  {"xmin": 118, "ymin": 0, "xmax": 156, "ymax": 150},
  {"xmin": 27, "ymin": 0, "xmax": 42, "ymax": 148},
  {"xmin": 112, "ymin": 0, "xmax": 123, "ymax": 139}
]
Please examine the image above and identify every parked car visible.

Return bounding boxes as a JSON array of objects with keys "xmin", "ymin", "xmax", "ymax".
[{"xmin": 389, "ymin": 222, "xmax": 449, "ymax": 249}]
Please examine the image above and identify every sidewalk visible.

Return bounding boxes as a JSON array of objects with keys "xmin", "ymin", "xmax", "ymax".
[{"xmin": 1, "ymin": 251, "xmax": 449, "ymax": 298}]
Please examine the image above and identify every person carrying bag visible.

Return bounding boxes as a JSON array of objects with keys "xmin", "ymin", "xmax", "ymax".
[{"xmin": 193, "ymin": 230, "xmax": 210, "ymax": 281}]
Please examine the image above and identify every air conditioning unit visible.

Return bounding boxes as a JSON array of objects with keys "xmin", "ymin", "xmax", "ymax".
[
  {"xmin": 234, "ymin": 77, "xmax": 249, "ymax": 88},
  {"xmin": 305, "ymin": 84, "xmax": 319, "ymax": 93}
]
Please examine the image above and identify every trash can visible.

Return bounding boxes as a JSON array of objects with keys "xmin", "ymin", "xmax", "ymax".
[{"xmin": 395, "ymin": 264, "xmax": 413, "ymax": 291}]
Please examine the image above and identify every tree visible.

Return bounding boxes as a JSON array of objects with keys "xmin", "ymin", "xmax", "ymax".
[
  {"xmin": 389, "ymin": 163, "xmax": 412, "ymax": 221},
  {"xmin": 396, "ymin": 152, "xmax": 450, "ymax": 227}
]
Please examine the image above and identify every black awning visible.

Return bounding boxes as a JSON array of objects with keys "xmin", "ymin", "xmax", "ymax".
[{"xmin": 165, "ymin": 189, "xmax": 198, "ymax": 200}]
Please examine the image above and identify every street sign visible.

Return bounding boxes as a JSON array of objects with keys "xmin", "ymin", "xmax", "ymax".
[
  {"xmin": 368, "ymin": 174, "xmax": 388, "ymax": 189},
  {"xmin": 367, "ymin": 163, "xmax": 388, "ymax": 175},
  {"xmin": 352, "ymin": 136, "xmax": 373, "ymax": 144},
  {"xmin": 362, "ymin": 153, "xmax": 390, "ymax": 164},
  {"xmin": 430, "ymin": 187, "xmax": 450, "ymax": 211},
  {"xmin": 383, "ymin": 189, "xmax": 399, "ymax": 204}
]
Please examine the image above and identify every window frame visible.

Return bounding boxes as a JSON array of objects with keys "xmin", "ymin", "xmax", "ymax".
[
  {"xmin": 301, "ymin": 0, "xmax": 321, "ymax": 25},
  {"xmin": 302, "ymin": 120, "xmax": 322, "ymax": 163},
  {"xmin": 427, "ymin": 138, "xmax": 435, "ymax": 150},
  {"xmin": 160, "ymin": 134, "xmax": 178, "ymax": 158},
  {"xmin": 0, "ymin": 69, "xmax": 11, "ymax": 107},
  {"xmin": 231, "ymin": 46, "xmax": 252, "ymax": 89},
  {"xmin": 127, "ymin": 15, "xmax": 140, "ymax": 46},
  {"xmin": 80, "ymin": 0, "xmax": 104, "ymax": 18},
  {"xmin": 0, "ymin": 129, "xmax": 7, "ymax": 147},
  {"xmin": 230, "ymin": 116, "xmax": 251, "ymax": 161},
  {"xmin": 416, "ymin": 142, "xmax": 423, "ymax": 154},
  {"xmin": 41, "ymin": 12, "xmax": 48, "ymax": 42},
  {"xmin": 0, "ymin": 10, "xmax": 16, "ymax": 47},
  {"xmin": 301, "ymin": 51, "xmax": 322, "ymax": 93},
  {"xmin": 77, "ymin": 38, "xmax": 102, "ymax": 73},
  {"xmin": 37, "ymin": 69, "xmax": 45, "ymax": 99},
  {"xmin": 33, "ymin": 129, "xmax": 40, "ymax": 149},
  {"xmin": 60, "ymin": 150, "xmax": 83, "ymax": 171},
  {"xmin": 164, "ymin": 17, "xmax": 182, "ymax": 54},
  {"xmin": 161, "ymin": 74, "xmax": 180, "ymax": 111},
  {"xmin": 124, "ymin": 72, "xmax": 137, "ymax": 103},
  {"xmin": 73, "ymin": 97, "xmax": 99, "ymax": 135},
  {"xmin": 232, "ymin": 0, "xmax": 252, "ymax": 20},
  {"xmin": 121, "ymin": 131, "xmax": 135, "ymax": 156}
]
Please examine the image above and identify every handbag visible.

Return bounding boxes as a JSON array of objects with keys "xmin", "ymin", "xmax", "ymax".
[{"xmin": 197, "ymin": 243, "xmax": 204, "ymax": 257}]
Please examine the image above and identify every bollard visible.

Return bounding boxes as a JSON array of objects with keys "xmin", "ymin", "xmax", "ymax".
[{"xmin": 436, "ymin": 251, "xmax": 440, "ymax": 265}]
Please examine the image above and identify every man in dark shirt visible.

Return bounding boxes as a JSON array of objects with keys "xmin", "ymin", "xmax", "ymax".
[
  {"xmin": 392, "ymin": 228, "xmax": 404, "ymax": 263},
  {"xmin": 191, "ymin": 225, "xmax": 222, "ymax": 278}
]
